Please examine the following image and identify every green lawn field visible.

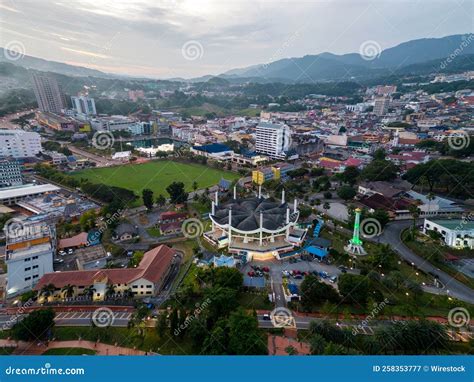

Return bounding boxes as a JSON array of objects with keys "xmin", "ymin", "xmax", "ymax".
[{"xmin": 70, "ymin": 160, "xmax": 239, "ymax": 200}]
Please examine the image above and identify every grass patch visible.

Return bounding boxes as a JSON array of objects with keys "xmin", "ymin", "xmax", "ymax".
[
  {"xmin": 53, "ymin": 327, "xmax": 194, "ymax": 355},
  {"xmin": 238, "ymin": 291, "xmax": 273, "ymax": 310},
  {"xmin": 146, "ymin": 227, "xmax": 162, "ymax": 237},
  {"xmin": 43, "ymin": 348, "xmax": 96, "ymax": 355},
  {"xmin": 70, "ymin": 160, "xmax": 239, "ymax": 204},
  {"xmin": 402, "ymin": 229, "xmax": 474, "ymax": 290}
]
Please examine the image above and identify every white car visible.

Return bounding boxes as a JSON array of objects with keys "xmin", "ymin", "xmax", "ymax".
[{"xmin": 67, "ymin": 249, "xmax": 74, "ymax": 255}]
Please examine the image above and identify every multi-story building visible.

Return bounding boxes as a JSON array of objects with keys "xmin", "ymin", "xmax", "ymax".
[
  {"xmin": 34, "ymin": 245, "xmax": 176, "ymax": 301},
  {"xmin": 5, "ymin": 220, "xmax": 56, "ymax": 296},
  {"xmin": 71, "ymin": 96, "xmax": 97, "ymax": 116},
  {"xmin": 255, "ymin": 121, "xmax": 291, "ymax": 159},
  {"xmin": 0, "ymin": 130, "xmax": 42, "ymax": 158},
  {"xmin": 0, "ymin": 158, "xmax": 23, "ymax": 188},
  {"xmin": 373, "ymin": 97, "xmax": 390, "ymax": 116},
  {"xmin": 31, "ymin": 72, "xmax": 66, "ymax": 114},
  {"xmin": 423, "ymin": 218, "xmax": 474, "ymax": 249}
]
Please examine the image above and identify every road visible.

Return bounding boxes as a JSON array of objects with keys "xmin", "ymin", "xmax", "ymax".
[
  {"xmin": 0, "ymin": 311, "xmax": 132, "ymax": 329},
  {"xmin": 68, "ymin": 145, "xmax": 121, "ymax": 167},
  {"xmin": 378, "ymin": 220, "xmax": 474, "ymax": 304}
]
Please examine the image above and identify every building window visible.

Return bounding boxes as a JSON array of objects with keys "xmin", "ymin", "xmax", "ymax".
[
  {"xmin": 33, "ymin": 275, "xmax": 39, "ymax": 279},
  {"xmin": 96, "ymin": 293, "xmax": 100, "ymax": 297},
  {"xmin": 146, "ymin": 285, "xmax": 152, "ymax": 288},
  {"xmin": 146, "ymin": 291, "xmax": 152, "ymax": 295},
  {"xmin": 24, "ymin": 267, "xmax": 31, "ymax": 271},
  {"xmin": 24, "ymin": 277, "xmax": 31, "ymax": 281},
  {"xmin": 24, "ymin": 258, "xmax": 31, "ymax": 262},
  {"xmin": 132, "ymin": 285, "xmax": 138, "ymax": 288},
  {"xmin": 32, "ymin": 256, "xmax": 38, "ymax": 260},
  {"xmin": 32, "ymin": 265, "xmax": 38, "ymax": 269}
]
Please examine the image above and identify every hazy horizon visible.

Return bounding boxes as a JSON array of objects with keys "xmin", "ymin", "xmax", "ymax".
[{"xmin": 1, "ymin": 0, "xmax": 473, "ymax": 79}]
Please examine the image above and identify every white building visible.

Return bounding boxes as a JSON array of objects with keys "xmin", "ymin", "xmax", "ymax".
[
  {"xmin": 71, "ymin": 96, "xmax": 97, "ymax": 116},
  {"xmin": 0, "ymin": 158, "xmax": 23, "ymax": 188},
  {"xmin": 373, "ymin": 97, "xmax": 390, "ymax": 116},
  {"xmin": 0, "ymin": 183, "xmax": 60, "ymax": 206},
  {"xmin": 423, "ymin": 218, "xmax": 474, "ymax": 249},
  {"xmin": 255, "ymin": 121, "xmax": 291, "ymax": 159},
  {"xmin": 0, "ymin": 130, "xmax": 42, "ymax": 158},
  {"xmin": 5, "ymin": 220, "xmax": 56, "ymax": 296}
]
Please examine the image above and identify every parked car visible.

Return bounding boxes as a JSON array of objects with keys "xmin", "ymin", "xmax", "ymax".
[
  {"xmin": 67, "ymin": 249, "xmax": 73, "ymax": 255},
  {"xmin": 263, "ymin": 314, "xmax": 271, "ymax": 321},
  {"xmin": 329, "ymin": 275, "xmax": 338, "ymax": 283}
]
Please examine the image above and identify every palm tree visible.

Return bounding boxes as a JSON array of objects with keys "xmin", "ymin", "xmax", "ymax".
[
  {"xmin": 427, "ymin": 192, "xmax": 435, "ymax": 215},
  {"xmin": 82, "ymin": 285, "xmax": 96, "ymax": 299},
  {"xmin": 105, "ymin": 284, "xmax": 116, "ymax": 299},
  {"xmin": 40, "ymin": 283, "xmax": 56, "ymax": 299},
  {"xmin": 123, "ymin": 288, "xmax": 134, "ymax": 299},
  {"xmin": 408, "ymin": 204, "xmax": 421, "ymax": 233},
  {"xmin": 61, "ymin": 284, "xmax": 75, "ymax": 299}
]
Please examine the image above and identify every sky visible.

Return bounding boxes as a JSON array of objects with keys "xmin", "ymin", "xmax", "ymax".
[{"xmin": 0, "ymin": 0, "xmax": 473, "ymax": 79}]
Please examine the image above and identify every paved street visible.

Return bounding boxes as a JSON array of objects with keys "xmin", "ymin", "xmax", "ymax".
[
  {"xmin": 0, "ymin": 311, "xmax": 132, "ymax": 329},
  {"xmin": 378, "ymin": 220, "xmax": 474, "ymax": 304}
]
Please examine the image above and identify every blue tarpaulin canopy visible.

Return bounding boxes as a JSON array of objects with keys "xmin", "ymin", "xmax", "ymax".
[{"xmin": 306, "ymin": 246, "xmax": 328, "ymax": 258}]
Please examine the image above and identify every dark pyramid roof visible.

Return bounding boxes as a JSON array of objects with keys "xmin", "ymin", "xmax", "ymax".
[{"xmin": 212, "ymin": 197, "xmax": 297, "ymax": 232}]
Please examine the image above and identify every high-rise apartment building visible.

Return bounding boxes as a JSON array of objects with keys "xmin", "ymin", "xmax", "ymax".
[
  {"xmin": 0, "ymin": 158, "xmax": 23, "ymax": 188},
  {"xmin": 255, "ymin": 121, "xmax": 291, "ymax": 159},
  {"xmin": 0, "ymin": 130, "xmax": 42, "ymax": 158},
  {"xmin": 374, "ymin": 97, "xmax": 390, "ymax": 116},
  {"xmin": 71, "ymin": 96, "xmax": 97, "ymax": 116},
  {"xmin": 31, "ymin": 72, "xmax": 66, "ymax": 113},
  {"xmin": 5, "ymin": 220, "xmax": 56, "ymax": 296}
]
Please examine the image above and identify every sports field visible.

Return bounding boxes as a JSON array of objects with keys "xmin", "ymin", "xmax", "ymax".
[{"xmin": 70, "ymin": 160, "xmax": 239, "ymax": 198}]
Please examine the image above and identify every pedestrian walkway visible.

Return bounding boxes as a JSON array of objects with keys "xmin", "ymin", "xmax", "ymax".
[{"xmin": 0, "ymin": 339, "xmax": 153, "ymax": 355}]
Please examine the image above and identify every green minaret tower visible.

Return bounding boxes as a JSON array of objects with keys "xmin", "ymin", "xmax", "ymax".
[{"xmin": 344, "ymin": 208, "xmax": 367, "ymax": 256}]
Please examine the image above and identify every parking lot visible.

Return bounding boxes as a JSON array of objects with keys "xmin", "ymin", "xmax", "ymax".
[
  {"xmin": 241, "ymin": 257, "xmax": 360, "ymax": 306},
  {"xmin": 54, "ymin": 245, "xmax": 109, "ymax": 271}
]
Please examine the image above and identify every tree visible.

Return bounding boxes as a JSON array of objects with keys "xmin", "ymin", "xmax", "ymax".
[
  {"xmin": 408, "ymin": 204, "xmax": 420, "ymax": 233},
  {"xmin": 323, "ymin": 202, "xmax": 330, "ymax": 213},
  {"xmin": 12, "ymin": 309, "xmax": 55, "ymax": 341},
  {"xmin": 309, "ymin": 333, "xmax": 327, "ymax": 355},
  {"xmin": 300, "ymin": 275, "xmax": 340, "ymax": 310},
  {"xmin": 202, "ymin": 325, "xmax": 227, "ymax": 355},
  {"xmin": 156, "ymin": 194, "xmax": 166, "ymax": 207},
  {"xmin": 323, "ymin": 191, "xmax": 332, "ymax": 199},
  {"xmin": 79, "ymin": 210, "xmax": 97, "ymax": 232},
  {"xmin": 61, "ymin": 284, "xmax": 75, "ymax": 299},
  {"xmin": 166, "ymin": 182, "xmax": 188, "ymax": 204},
  {"xmin": 227, "ymin": 309, "xmax": 267, "ymax": 355},
  {"xmin": 204, "ymin": 287, "xmax": 239, "ymax": 320},
  {"xmin": 373, "ymin": 148, "xmax": 386, "ymax": 161},
  {"xmin": 341, "ymin": 166, "xmax": 360, "ymax": 185},
  {"xmin": 40, "ymin": 283, "xmax": 56, "ymax": 299},
  {"xmin": 82, "ymin": 285, "xmax": 96, "ymax": 299},
  {"xmin": 299, "ymin": 205, "xmax": 313, "ymax": 220},
  {"xmin": 360, "ymin": 159, "xmax": 398, "ymax": 181},
  {"xmin": 337, "ymin": 185, "xmax": 356, "ymax": 200},
  {"xmin": 192, "ymin": 181, "xmax": 198, "ymax": 192},
  {"xmin": 142, "ymin": 188, "xmax": 154, "ymax": 210},
  {"xmin": 105, "ymin": 284, "xmax": 116, "ymax": 299},
  {"xmin": 338, "ymin": 274, "xmax": 369, "ymax": 305}
]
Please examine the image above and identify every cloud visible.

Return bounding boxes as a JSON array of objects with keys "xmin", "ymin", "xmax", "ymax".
[{"xmin": 60, "ymin": 47, "xmax": 111, "ymax": 59}]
